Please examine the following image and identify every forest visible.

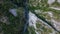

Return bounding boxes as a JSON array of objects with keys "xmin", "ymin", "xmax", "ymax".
[{"xmin": 0, "ymin": 0, "xmax": 60, "ymax": 34}]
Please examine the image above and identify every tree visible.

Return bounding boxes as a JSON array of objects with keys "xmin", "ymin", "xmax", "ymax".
[{"xmin": 0, "ymin": 0, "xmax": 29, "ymax": 34}]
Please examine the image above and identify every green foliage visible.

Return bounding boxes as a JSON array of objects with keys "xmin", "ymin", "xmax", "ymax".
[
  {"xmin": 36, "ymin": 23, "xmax": 41, "ymax": 28},
  {"xmin": 28, "ymin": 27, "xmax": 36, "ymax": 34},
  {"xmin": 0, "ymin": 0, "xmax": 27, "ymax": 34}
]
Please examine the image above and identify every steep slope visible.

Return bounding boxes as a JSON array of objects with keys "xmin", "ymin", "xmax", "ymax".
[{"xmin": 28, "ymin": 0, "xmax": 60, "ymax": 34}]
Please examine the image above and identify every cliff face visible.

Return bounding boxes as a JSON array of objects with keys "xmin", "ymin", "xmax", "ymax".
[
  {"xmin": 28, "ymin": 0, "xmax": 60, "ymax": 34},
  {"xmin": 0, "ymin": 0, "xmax": 60, "ymax": 34}
]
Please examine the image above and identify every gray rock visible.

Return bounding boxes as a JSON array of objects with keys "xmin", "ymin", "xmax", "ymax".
[{"xmin": 9, "ymin": 9, "xmax": 17, "ymax": 17}]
